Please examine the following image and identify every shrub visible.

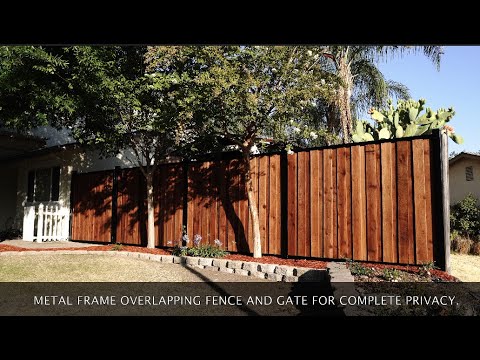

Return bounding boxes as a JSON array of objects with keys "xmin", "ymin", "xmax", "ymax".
[
  {"xmin": 111, "ymin": 243, "xmax": 123, "ymax": 251},
  {"xmin": 382, "ymin": 268, "xmax": 402, "ymax": 281},
  {"xmin": 187, "ymin": 244, "xmax": 228, "ymax": 258},
  {"xmin": 450, "ymin": 194, "xmax": 480, "ymax": 239},
  {"xmin": 451, "ymin": 236, "xmax": 473, "ymax": 254},
  {"xmin": 471, "ymin": 241, "xmax": 480, "ymax": 256},
  {"xmin": 171, "ymin": 235, "xmax": 228, "ymax": 258},
  {"xmin": 0, "ymin": 228, "xmax": 21, "ymax": 241},
  {"xmin": 348, "ymin": 261, "xmax": 374, "ymax": 277}
]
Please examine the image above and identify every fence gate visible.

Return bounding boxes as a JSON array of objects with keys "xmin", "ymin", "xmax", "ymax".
[{"xmin": 70, "ymin": 171, "xmax": 113, "ymax": 243}]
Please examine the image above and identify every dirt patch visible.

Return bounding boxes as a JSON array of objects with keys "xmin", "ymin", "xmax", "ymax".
[{"xmin": 450, "ymin": 253, "xmax": 480, "ymax": 282}]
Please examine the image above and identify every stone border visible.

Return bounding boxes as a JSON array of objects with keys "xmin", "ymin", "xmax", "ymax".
[{"xmin": 0, "ymin": 250, "xmax": 328, "ymax": 283}]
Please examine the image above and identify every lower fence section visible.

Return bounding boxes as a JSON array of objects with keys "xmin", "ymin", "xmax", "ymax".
[
  {"xmin": 22, "ymin": 204, "xmax": 69, "ymax": 242},
  {"xmin": 68, "ymin": 133, "xmax": 449, "ymax": 268}
]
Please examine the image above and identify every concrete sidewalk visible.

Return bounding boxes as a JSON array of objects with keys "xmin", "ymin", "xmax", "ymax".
[{"xmin": 1, "ymin": 239, "xmax": 101, "ymax": 249}]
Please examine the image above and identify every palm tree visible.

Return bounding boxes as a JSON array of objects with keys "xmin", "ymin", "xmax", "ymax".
[{"xmin": 319, "ymin": 46, "xmax": 443, "ymax": 142}]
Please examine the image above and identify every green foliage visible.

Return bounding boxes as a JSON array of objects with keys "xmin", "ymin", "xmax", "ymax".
[
  {"xmin": 450, "ymin": 193, "xmax": 480, "ymax": 239},
  {"xmin": 382, "ymin": 268, "xmax": 402, "ymax": 281},
  {"xmin": 172, "ymin": 244, "xmax": 228, "ymax": 258},
  {"xmin": 172, "ymin": 246, "xmax": 189, "ymax": 257},
  {"xmin": 351, "ymin": 98, "xmax": 463, "ymax": 144},
  {"xmin": 419, "ymin": 261, "xmax": 437, "ymax": 276},
  {"xmin": 348, "ymin": 261, "xmax": 374, "ymax": 277},
  {"xmin": 111, "ymin": 243, "xmax": 124, "ymax": 251},
  {"xmin": 145, "ymin": 46, "xmax": 338, "ymax": 155},
  {"xmin": 186, "ymin": 244, "xmax": 228, "ymax": 258}
]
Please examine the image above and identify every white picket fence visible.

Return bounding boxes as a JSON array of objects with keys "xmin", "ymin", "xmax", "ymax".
[{"xmin": 23, "ymin": 204, "xmax": 69, "ymax": 242}]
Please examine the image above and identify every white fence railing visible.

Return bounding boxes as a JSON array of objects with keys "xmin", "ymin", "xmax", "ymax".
[{"xmin": 23, "ymin": 204, "xmax": 69, "ymax": 242}]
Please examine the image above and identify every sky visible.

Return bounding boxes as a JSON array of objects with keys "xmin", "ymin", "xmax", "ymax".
[{"xmin": 377, "ymin": 46, "xmax": 480, "ymax": 155}]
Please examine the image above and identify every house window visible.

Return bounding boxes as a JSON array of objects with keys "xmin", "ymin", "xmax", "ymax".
[
  {"xmin": 27, "ymin": 167, "xmax": 60, "ymax": 202},
  {"xmin": 466, "ymin": 166, "xmax": 474, "ymax": 181}
]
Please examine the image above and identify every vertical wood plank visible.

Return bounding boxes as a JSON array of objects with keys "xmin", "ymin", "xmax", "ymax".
[
  {"xmin": 268, "ymin": 155, "xmax": 281, "ymax": 255},
  {"xmin": 397, "ymin": 141, "xmax": 415, "ymax": 264},
  {"xmin": 227, "ymin": 160, "xmax": 237, "ymax": 252},
  {"xmin": 287, "ymin": 153, "xmax": 297, "ymax": 256},
  {"xmin": 337, "ymin": 147, "xmax": 352, "ymax": 259},
  {"xmin": 424, "ymin": 140, "xmax": 434, "ymax": 261},
  {"xmin": 381, "ymin": 143, "xmax": 397, "ymax": 263},
  {"xmin": 297, "ymin": 152, "xmax": 307, "ymax": 257},
  {"xmin": 310, "ymin": 150, "xmax": 323, "ymax": 258},
  {"xmin": 413, "ymin": 140, "xmax": 429, "ymax": 263},
  {"xmin": 366, "ymin": 144, "xmax": 382, "ymax": 262},
  {"xmin": 258, "ymin": 156, "xmax": 269, "ymax": 253},
  {"xmin": 323, "ymin": 149, "xmax": 337, "ymax": 258},
  {"xmin": 218, "ymin": 160, "xmax": 228, "ymax": 250},
  {"xmin": 351, "ymin": 146, "xmax": 367, "ymax": 260}
]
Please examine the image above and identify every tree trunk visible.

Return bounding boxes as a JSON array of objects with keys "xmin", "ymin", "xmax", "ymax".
[
  {"xmin": 242, "ymin": 152, "xmax": 262, "ymax": 258},
  {"xmin": 336, "ymin": 54, "xmax": 354, "ymax": 143},
  {"xmin": 146, "ymin": 171, "xmax": 155, "ymax": 249}
]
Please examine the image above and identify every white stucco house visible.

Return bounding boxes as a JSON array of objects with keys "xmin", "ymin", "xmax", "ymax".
[
  {"xmin": 449, "ymin": 151, "xmax": 480, "ymax": 205},
  {"xmin": 0, "ymin": 126, "xmax": 135, "ymax": 240}
]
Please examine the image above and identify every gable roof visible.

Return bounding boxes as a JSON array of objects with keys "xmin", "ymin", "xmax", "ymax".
[{"xmin": 449, "ymin": 151, "xmax": 480, "ymax": 166}]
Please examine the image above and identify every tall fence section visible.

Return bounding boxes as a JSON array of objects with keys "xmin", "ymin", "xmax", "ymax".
[{"xmin": 70, "ymin": 131, "xmax": 450, "ymax": 269}]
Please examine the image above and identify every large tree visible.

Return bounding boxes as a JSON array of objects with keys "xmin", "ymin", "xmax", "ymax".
[
  {"xmin": 317, "ymin": 46, "xmax": 443, "ymax": 141},
  {"xmin": 0, "ymin": 46, "xmax": 196, "ymax": 249},
  {"xmin": 147, "ymin": 46, "xmax": 337, "ymax": 258}
]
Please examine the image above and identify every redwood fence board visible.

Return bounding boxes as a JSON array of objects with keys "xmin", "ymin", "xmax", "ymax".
[{"xmin": 69, "ymin": 132, "xmax": 448, "ymax": 269}]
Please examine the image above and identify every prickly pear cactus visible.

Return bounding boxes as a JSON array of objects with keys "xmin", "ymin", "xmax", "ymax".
[{"xmin": 351, "ymin": 98, "xmax": 464, "ymax": 144}]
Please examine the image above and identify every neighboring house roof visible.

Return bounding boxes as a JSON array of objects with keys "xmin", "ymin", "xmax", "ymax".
[
  {"xmin": 0, "ymin": 130, "xmax": 46, "ymax": 161},
  {"xmin": 449, "ymin": 151, "xmax": 480, "ymax": 166}
]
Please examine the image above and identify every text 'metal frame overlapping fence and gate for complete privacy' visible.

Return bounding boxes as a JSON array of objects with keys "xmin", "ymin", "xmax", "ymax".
[{"xmin": 70, "ymin": 129, "xmax": 451, "ymax": 270}]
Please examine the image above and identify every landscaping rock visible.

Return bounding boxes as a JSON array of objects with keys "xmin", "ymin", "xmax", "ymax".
[
  {"xmin": 234, "ymin": 269, "xmax": 250, "ymax": 276},
  {"xmin": 242, "ymin": 262, "xmax": 260, "ymax": 272},
  {"xmin": 204, "ymin": 266, "xmax": 220, "ymax": 272},
  {"xmin": 227, "ymin": 260, "xmax": 243, "ymax": 269},
  {"xmin": 149, "ymin": 254, "xmax": 162, "ymax": 262},
  {"xmin": 251, "ymin": 271, "xmax": 267, "ymax": 279},
  {"xmin": 199, "ymin": 258, "xmax": 213, "ymax": 266},
  {"xmin": 172, "ymin": 256, "xmax": 185, "ymax": 264},
  {"xmin": 219, "ymin": 267, "xmax": 234, "ymax": 274},
  {"xmin": 212, "ymin": 259, "xmax": 228, "ymax": 268},
  {"xmin": 274, "ymin": 266, "xmax": 294, "ymax": 276},
  {"xmin": 187, "ymin": 263, "xmax": 205, "ymax": 269},
  {"xmin": 293, "ymin": 267, "xmax": 310, "ymax": 277},
  {"xmin": 161, "ymin": 255, "xmax": 174, "ymax": 263},
  {"xmin": 259, "ymin": 264, "xmax": 277, "ymax": 274},
  {"xmin": 185, "ymin": 257, "xmax": 199, "ymax": 266},
  {"xmin": 266, "ymin": 273, "xmax": 284, "ymax": 281}
]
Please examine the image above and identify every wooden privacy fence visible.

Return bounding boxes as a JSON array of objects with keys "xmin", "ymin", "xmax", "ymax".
[{"xmin": 70, "ymin": 130, "xmax": 450, "ymax": 269}]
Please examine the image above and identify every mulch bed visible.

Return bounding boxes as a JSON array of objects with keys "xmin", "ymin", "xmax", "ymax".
[{"xmin": 224, "ymin": 254, "xmax": 327, "ymax": 269}]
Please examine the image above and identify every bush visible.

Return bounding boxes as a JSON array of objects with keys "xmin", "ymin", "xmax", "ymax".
[
  {"xmin": 450, "ymin": 194, "xmax": 480, "ymax": 239},
  {"xmin": 347, "ymin": 261, "xmax": 374, "ymax": 277},
  {"xmin": 0, "ymin": 228, "xmax": 21, "ymax": 241},
  {"xmin": 451, "ymin": 236, "xmax": 473, "ymax": 254},
  {"xmin": 471, "ymin": 242, "xmax": 480, "ymax": 256},
  {"xmin": 171, "ymin": 234, "xmax": 228, "ymax": 258}
]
